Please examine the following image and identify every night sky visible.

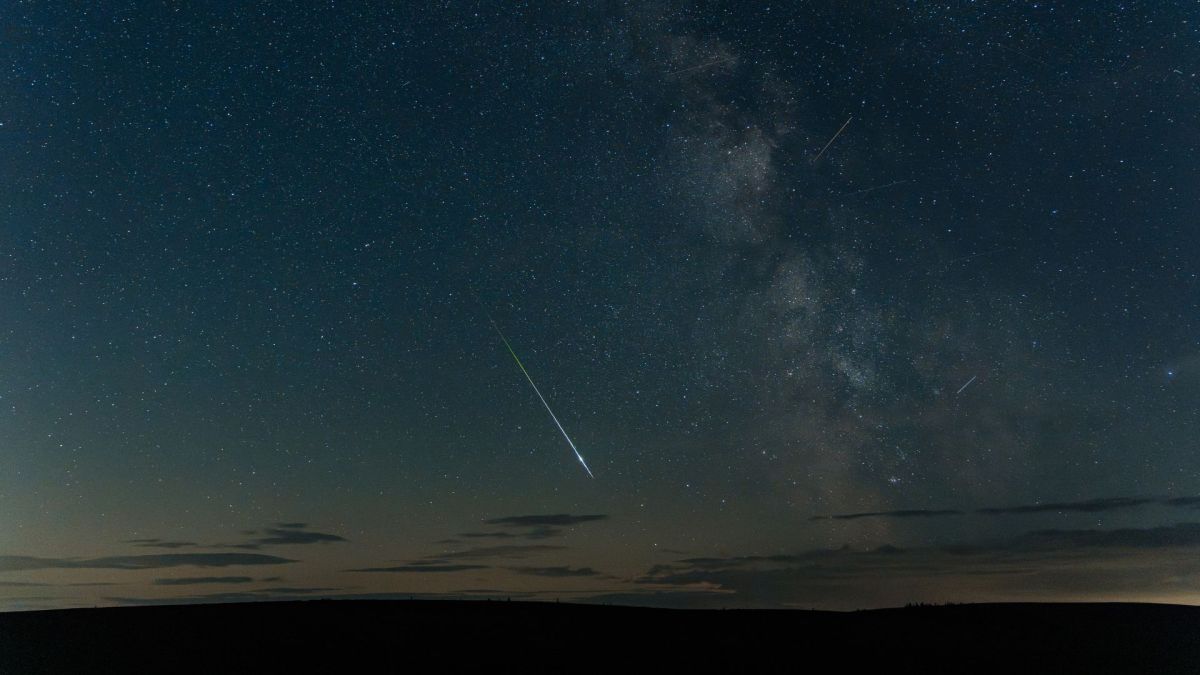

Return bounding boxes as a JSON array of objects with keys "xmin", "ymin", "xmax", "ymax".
[{"xmin": 3, "ymin": 1, "xmax": 1199, "ymax": 611}]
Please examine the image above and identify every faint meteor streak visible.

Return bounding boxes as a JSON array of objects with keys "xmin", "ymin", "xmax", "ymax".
[
  {"xmin": 484, "ymin": 314, "xmax": 595, "ymax": 478},
  {"xmin": 811, "ymin": 116, "xmax": 853, "ymax": 163},
  {"xmin": 842, "ymin": 179, "xmax": 909, "ymax": 197},
  {"xmin": 956, "ymin": 375, "xmax": 977, "ymax": 395},
  {"xmin": 667, "ymin": 56, "xmax": 735, "ymax": 76}
]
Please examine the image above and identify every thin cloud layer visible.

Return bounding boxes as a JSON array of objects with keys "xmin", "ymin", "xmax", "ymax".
[
  {"xmin": 125, "ymin": 539, "xmax": 200, "ymax": 549},
  {"xmin": 630, "ymin": 523, "xmax": 1200, "ymax": 609},
  {"xmin": 348, "ymin": 543, "xmax": 572, "ymax": 575},
  {"xmin": 250, "ymin": 526, "xmax": 347, "ymax": 546},
  {"xmin": 510, "ymin": 566, "xmax": 601, "ymax": 578},
  {"xmin": 976, "ymin": 497, "xmax": 1158, "ymax": 515},
  {"xmin": 129, "ymin": 523, "xmax": 349, "ymax": 551},
  {"xmin": 154, "ymin": 577, "xmax": 255, "ymax": 586},
  {"xmin": 348, "ymin": 564, "xmax": 489, "ymax": 573},
  {"xmin": 440, "ymin": 545, "xmax": 567, "ymax": 560},
  {"xmin": 444, "ymin": 514, "xmax": 610, "ymax": 544},
  {"xmin": 0, "ymin": 553, "xmax": 294, "ymax": 572},
  {"xmin": 812, "ymin": 509, "xmax": 963, "ymax": 521},
  {"xmin": 814, "ymin": 495, "xmax": 1200, "ymax": 521},
  {"xmin": 483, "ymin": 514, "xmax": 608, "ymax": 528}
]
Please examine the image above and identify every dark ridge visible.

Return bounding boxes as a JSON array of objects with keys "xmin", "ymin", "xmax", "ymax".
[{"xmin": 1, "ymin": 600, "xmax": 1197, "ymax": 673}]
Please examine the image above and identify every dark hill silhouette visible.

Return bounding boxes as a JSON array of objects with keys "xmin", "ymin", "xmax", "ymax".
[{"xmin": 2, "ymin": 600, "xmax": 1197, "ymax": 674}]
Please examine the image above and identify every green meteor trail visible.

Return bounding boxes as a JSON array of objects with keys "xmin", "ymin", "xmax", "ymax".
[{"xmin": 486, "ymin": 315, "xmax": 595, "ymax": 479}]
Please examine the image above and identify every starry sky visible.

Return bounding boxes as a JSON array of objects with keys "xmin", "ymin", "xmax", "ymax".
[{"xmin": 2, "ymin": 1, "xmax": 1199, "ymax": 611}]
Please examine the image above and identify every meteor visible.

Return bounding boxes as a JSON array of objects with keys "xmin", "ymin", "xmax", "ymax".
[
  {"xmin": 811, "ymin": 115, "xmax": 853, "ymax": 163},
  {"xmin": 956, "ymin": 375, "xmax": 977, "ymax": 395},
  {"xmin": 484, "ymin": 314, "xmax": 595, "ymax": 479}
]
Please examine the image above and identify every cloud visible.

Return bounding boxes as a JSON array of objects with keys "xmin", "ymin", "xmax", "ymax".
[
  {"xmin": 483, "ymin": 514, "xmax": 608, "ymax": 528},
  {"xmin": 0, "ymin": 595, "xmax": 59, "ymax": 604},
  {"xmin": 125, "ymin": 539, "xmax": 199, "ymax": 549},
  {"xmin": 814, "ymin": 495, "xmax": 1198, "ymax": 521},
  {"xmin": 457, "ymin": 527, "xmax": 567, "ymax": 540},
  {"xmin": 128, "ymin": 523, "xmax": 347, "ymax": 551},
  {"xmin": 450, "ymin": 514, "xmax": 606, "ymax": 544},
  {"xmin": 203, "ymin": 523, "xmax": 348, "ymax": 549},
  {"xmin": 106, "ymin": 593, "xmax": 276, "ymax": 606},
  {"xmin": 348, "ymin": 564, "xmax": 489, "ymax": 573},
  {"xmin": 355, "ymin": 544, "xmax": 571, "ymax": 574},
  {"xmin": 1015, "ymin": 523, "xmax": 1200, "ymax": 550},
  {"xmin": 104, "ymin": 589, "xmax": 537, "ymax": 607},
  {"xmin": 0, "ymin": 553, "xmax": 294, "ymax": 572},
  {"xmin": 105, "ymin": 585, "xmax": 341, "ymax": 607},
  {"xmin": 630, "ymin": 522, "xmax": 1200, "ymax": 609},
  {"xmin": 975, "ymin": 497, "xmax": 1158, "ymax": 515},
  {"xmin": 510, "ymin": 566, "xmax": 601, "ymax": 578},
  {"xmin": 440, "ymin": 545, "xmax": 567, "ymax": 560},
  {"xmin": 250, "ymin": 526, "xmax": 347, "ymax": 546},
  {"xmin": 153, "ymin": 576, "xmax": 255, "ymax": 586},
  {"xmin": 255, "ymin": 587, "xmax": 338, "ymax": 594},
  {"xmin": 812, "ymin": 509, "xmax": 962, "ymax": 521}
]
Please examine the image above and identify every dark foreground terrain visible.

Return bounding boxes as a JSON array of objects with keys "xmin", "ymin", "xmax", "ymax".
[{"xmin": 1, "ymin": 600, "xmax": 1197, "ymax": 673}]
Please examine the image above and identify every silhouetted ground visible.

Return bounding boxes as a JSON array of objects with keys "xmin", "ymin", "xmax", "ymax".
[{"xmin": 1, "ymin": 600, "xmax": 1197, "ymax": 673}]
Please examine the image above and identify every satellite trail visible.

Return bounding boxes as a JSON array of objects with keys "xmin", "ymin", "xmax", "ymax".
[{"xmin": 483, "ymin": 311, "xmax": 595, "ymax": 478}]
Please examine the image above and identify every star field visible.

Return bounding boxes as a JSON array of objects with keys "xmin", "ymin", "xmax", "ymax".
[{"xmin": 1, "ymin": 1, "xmax": 1199, "ymax": 610}]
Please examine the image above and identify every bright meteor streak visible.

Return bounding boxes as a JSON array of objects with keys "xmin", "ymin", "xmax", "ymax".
[{"xmin": 487, "ymin": 317, "xmax": 595, "ymax": 479}]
